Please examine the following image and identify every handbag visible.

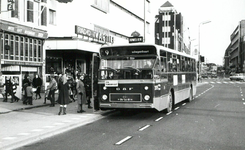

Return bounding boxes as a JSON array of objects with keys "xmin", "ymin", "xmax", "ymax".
[{"xmin": 32, "ymin": 88, "xmax": 37, "ymax": 93}]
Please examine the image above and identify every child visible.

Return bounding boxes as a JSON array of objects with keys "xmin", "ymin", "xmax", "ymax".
[{"xmin": 25, "ymin": 82, "xmax": 33, "ymax": 105}]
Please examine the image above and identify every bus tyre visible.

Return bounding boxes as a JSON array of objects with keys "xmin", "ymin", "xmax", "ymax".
[
  {"xmin": 187, "ymin": 87, "xmax": 193, "ymax": 102},
  {"xmin": 166, "ymin": 91, "xmax": 173, "ymax": 113}
]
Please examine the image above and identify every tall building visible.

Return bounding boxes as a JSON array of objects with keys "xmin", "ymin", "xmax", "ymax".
[
  {"xmin": 155, "ymin": 1, "xmax": 190, "ymax": 54},
  {"xmin": 225, "ymin": 20, "xmax": 245, "ymax": 73}
]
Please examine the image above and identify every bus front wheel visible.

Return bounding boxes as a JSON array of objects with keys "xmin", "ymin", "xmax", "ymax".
[{"xmin": 166, "ymin": 91, "xmax": 173, "ymax": 113}]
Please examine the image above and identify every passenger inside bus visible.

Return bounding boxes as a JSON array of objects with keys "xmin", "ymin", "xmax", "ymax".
[{"xmin": 144, "ymin": 60, "xmax": 153, "ymax": 68}]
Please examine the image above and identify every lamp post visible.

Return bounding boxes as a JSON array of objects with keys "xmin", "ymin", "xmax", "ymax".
[{"xmin": 198, "ymin": 20, "xmax": 211, "ymax": 75}]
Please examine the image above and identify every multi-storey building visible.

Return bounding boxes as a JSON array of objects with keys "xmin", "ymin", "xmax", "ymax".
[
  {"xmin": 224, "ymin": 20, "xmax": 245, "ymax": 74},
  {"xmin": 45, "ymin": 0, "xmax": 152, "ymax": 79},
  {"xmin": 0, "ymin": 0, "xmax": 54, "ymax": 98},
  {"xmin": 155, "ymin": 1, "xmax": 190, "ymax": 54}
]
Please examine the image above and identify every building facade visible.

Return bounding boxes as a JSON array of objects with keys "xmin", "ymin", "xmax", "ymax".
[
  {"xmin": 45, "ymin": 0, "xmax": 153, "ymax": 79},
  {"xmin": 224, "ymin": 20, "xmax": 245, "ymax": 74},
  {"xmin": 0, "ymin": 0, "xmax": 51, "ymax": 98},
  {"xmin": 154, "ymin": 1, "xmax": 190, "ymax": 54}
]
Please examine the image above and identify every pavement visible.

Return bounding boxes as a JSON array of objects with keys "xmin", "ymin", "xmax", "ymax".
[
  {"xmin": 0, "ymin": 93, "xmax": 112, "ymax": 150},
  {"xmin": 0, "ymin": 82, "xmax": 207, "ymax": 150}
]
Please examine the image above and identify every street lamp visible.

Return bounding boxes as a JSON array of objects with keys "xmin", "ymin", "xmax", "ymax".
[{"xmin": 198, "ymin": 20, "xmax": 211, "ymax": 75}]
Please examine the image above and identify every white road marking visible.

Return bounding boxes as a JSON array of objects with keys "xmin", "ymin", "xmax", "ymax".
[
  {"xmin": 31, "ymin": 129, "xmax": 44, "ymax": 132},
  {"xmin": 174, "ymin": 107, "xmax": 180, "ymax": 110},
  {"xmin": 139, "ymin": 125, "xmax": 151, "ymax": 131},
  {"xmin": 2, "ymin": 137, "xmax": 17, "ymax": 140},
  {"xmin": 166, "ymin": 112, "xmax": 172, "ymax": 115},
  {"xmin": 155, "ymin": 117, "xmax": 163, "ymax": 122},
  {"xmin": 42, "ymin": 125, "xmax": 55, "ymax": 129},
  {"xmin": 182, "ymin": 103, "xmax": 186, "ymax": 106},
  {"xmin": 115, "ymin": 136, "xmax": 132, "ymax": 145},
  {"xmin": 17, "ymin": 133, "xmax": 30, "ymax": 136}
]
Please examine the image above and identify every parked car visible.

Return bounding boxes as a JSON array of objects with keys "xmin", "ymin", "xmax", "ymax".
[{"xmin": 230, "ymin": 73, "xmax": 245, "ymax": 81}]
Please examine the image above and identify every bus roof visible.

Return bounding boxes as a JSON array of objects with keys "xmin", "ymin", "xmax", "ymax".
[{"xmin": 100, "ymin": 43, "xmax": 196, "ymax": 60}]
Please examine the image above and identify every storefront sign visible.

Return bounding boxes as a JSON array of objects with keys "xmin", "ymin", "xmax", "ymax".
[
  {"xmin": 75, "ymin": 25, "xmax": 114, "ymax": 44},
  {"xmin": 3, "ymin": 60, "xmax": 42, "ymax": 66},
  {"xmin": 0, "ymin": 22, "xmax": 48, "ymax": 39}
]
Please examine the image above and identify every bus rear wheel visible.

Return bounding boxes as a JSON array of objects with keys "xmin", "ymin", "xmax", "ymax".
[{"xmin": 166, "ymin": 91, "xmax": 173, "ymax": 113}]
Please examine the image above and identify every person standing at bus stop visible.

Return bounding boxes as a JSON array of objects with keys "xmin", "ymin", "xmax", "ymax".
[
  {"xmin": 47, "ymin": 74, "xmax": 57, "ymax": 107},
  {"xmin": 57, "ymin": 74, "xmax": 70, "ymax": 115},
  {"xmin": 76, "ymin": 75, "xmax": 86, "ymax": 113}
]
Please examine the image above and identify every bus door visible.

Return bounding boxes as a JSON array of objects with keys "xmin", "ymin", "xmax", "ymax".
[{"xmin": 91, "ymin": 53, "xmax": 100, "ymax": 111}]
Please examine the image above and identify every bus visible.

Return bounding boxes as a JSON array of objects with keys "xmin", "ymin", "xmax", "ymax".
[{"xmin": 96, "ymin": 43, "xmax": 197, "ymax": 112}]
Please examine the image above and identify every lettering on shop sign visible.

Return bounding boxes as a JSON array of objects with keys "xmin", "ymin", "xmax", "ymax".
[{"xmin": 75, "ymin": 25, "xmax": 114, "ymax": 44}]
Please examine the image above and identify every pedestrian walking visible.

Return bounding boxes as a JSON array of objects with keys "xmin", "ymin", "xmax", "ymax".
[
  {"xmin": 32, "ymin": 74, "xmax": 43, "ymax": 100},
  {"xmin": 47, "ymin": 74, "xmax": 57, "ymax": 107},
  {"xmin": 25, "ymin": 82, "xmax": 33, "ymax": 105},
  {"xmin": 76, "ymin": 74, "xmax": 87, "ymax": 113},
  {"xmin": 57, "ymin": 74, "xmax": 70, "ymax": 115}
]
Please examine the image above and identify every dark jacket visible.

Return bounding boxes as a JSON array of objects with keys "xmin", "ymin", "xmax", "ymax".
[
  {"xmin": 57, "ymin": 82, "xmax": 70, "ymax": 105},
  {"xmin": 32, "ymin": 77, "xmax": 42, "ymax": 88}
]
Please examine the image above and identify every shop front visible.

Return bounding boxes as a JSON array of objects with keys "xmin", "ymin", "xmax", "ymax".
[{"xmin": 0, "ymin": 20, "xmax": 48, "ymax": 100}]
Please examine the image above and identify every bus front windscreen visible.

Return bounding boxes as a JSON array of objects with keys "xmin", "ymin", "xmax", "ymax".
[{"xmin": 99, "ymin": 56, "xmax": 156, "ymax": 80}]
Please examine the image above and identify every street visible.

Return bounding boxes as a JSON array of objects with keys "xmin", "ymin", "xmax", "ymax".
[{"xmin": 6, "ymin": 78, "xmax": 245, "ymax": 150}]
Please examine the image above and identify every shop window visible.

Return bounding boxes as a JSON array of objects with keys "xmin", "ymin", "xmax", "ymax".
[
  {"xmin": 92, "ymin": 0, "xmax": 109, "ymax": 13},
  {"xmin": 27, "ymin": 0, "xmax": 34, "ymax": 22},
  {"xmin": 4, "ymin": 34, "xmax": 9, "ymax": 59},
  {"xmin": 49, "ymin": 9, "xmax": 56, "ymax": 25}
]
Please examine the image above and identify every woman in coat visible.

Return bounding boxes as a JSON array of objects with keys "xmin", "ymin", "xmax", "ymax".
[
  {"xmin": 57, "ymin": 74, "xmax": 70, "ymax": 115},
  {"xmin": 32, "ymin": 74, "xmax": 42, "ymax": 99},
  {"xmin": 76, "ymin": 74, "xmax": 87, "ymax": 113}
]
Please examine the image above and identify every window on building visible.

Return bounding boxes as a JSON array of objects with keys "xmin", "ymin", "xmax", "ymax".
[
  {"xmin": 162, "ymin": 37, "xmax": 170, "ymax": 45},
  {"xmin": 29, "ymin": 39, "xmax": 33, "ymax": 61},
  {"xmin": 27, "ymin": 0, "xmax": 34, "ymax": 22},
  {"xmin": 11, "ymin": 0, "xmax": 19, "ymax": 18},
  {"xmin": 15, "ymin": 36, "xmax": 19, "ymax": 60},
  {"xmin": 41, "ymin": 6, "xmax": 47, "ymax": 25},
  {"xmin": 10, "ymin": 35, "xmax": 14, "ymax": 60},
  {"xmin": 25, "ymin": 38, "xmax": 29, "ymax": 61},
  {"xmin": 92, "ymin": 0, "xmax": 109, "ymax": 13},
  {"xmin": 49, "ymin": 9, "xmax": 56, "ymax": 25},
  {"xmin": 20, "ymin": 37, "xmax": 24, "ymax": 60},
  {"xmin": 34, "ymin": 40, "xmax": 37, "ymax": 61}
]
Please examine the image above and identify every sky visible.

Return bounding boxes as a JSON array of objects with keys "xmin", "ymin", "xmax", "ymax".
[{"xmin": 152, "ymin": 0, "xmax": 245, "ymax": 65}]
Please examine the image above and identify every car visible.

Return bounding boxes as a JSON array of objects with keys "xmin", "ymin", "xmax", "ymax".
[{"xmin": 230, "ymin": 73, "xmax": 245, "ymax": 81}]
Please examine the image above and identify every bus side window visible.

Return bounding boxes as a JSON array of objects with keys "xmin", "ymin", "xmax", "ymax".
[{"xmin": 160, "ymin": 57, "xmax": 167, "ymax": 72}]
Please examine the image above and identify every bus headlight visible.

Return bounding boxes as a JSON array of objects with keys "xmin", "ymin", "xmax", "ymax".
[
  {"xmin": 102, "ymin": 94, "xmax": 108, "ymax": 101},
  {"xmin": 144, "ymin": 95, "xmax": 150, "ymax": 101},
  {"xmin": 144, "ymin": 86, "xmax": 149, "ymax": 90},
  {"xmin": 103, "ymin": 86, "xmax": 107, "ymax": 90}
]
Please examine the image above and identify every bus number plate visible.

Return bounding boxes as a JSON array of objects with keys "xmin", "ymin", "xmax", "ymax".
[{"xmin": 110, "ymin": 94, "xmax": 141, "ymax": 102}]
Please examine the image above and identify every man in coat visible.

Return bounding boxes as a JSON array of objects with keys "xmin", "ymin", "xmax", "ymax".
[{"xmin": 76, "ymin": 75, "xmax": 86, "ymax": 113}]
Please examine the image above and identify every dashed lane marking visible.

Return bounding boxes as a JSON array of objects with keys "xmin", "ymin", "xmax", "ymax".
[
  {"xmin": 155, "ymin": 117, "xmax": 163, "ymax": 122},
  {"xmin": 174, "ymin": 107, "xmax": 180, "ymax": 110},
  {"xmin": 115, "ymin": 136, "xmax": 133, "ymax": 145},
  {"xmin": 166, "ymin": 112, "xmax": 172, "ymax": 115},
  {"xmin": 139, "ymin": 125, "xmax": 151, "ymax": 131},
  {"xmin": 2, "ymin": 137, "xmax": 17, "ymax": 140},
  {"xmin": 17, "ymin": 133, "xmax": 30, "ymax": 136},
  {"xmin": 31, "ymin": 129, "xmax": 44, "ymax": 132}
]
